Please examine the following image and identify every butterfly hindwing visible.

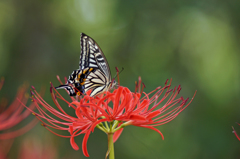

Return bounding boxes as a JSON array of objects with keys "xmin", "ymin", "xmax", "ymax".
[
  {"xmin": 84, "ymin": 69, "xmax": 108, "ymax": 96},
  {"xmin": 55, "ymin": 84, "xmax": 76, "ymax": 96}
]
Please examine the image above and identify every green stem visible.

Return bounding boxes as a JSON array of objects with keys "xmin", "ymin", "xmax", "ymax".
[
  {"xmin": 112, "ymin": 120, "xmax": 120, "ymax": 130},
  {"xmin": 104, "ymin": 121, "xmax": 110, "ymax": 130},
  {"xmin": 108, "ymin": 133, "xmax": 115, "ymax": 159},
  {"xmin": 113, "ymin": 121, "xmax": 131, "ymax": 133},
  {"xmin": 96, "ymin": 124, "xmax": 107, "ymax": 132}
]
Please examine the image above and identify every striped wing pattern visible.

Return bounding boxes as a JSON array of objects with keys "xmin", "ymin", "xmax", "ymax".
[
  {"xmin": 84, "ymin": 69, "xmax": 109, "ymax": 96},
  {"xmin": 55, "ymin": 33, "xmax": 114, "ymax": 97},
  {"xmin": 80, "ymin": 33, "xmax": 111, "ymax": 80}
]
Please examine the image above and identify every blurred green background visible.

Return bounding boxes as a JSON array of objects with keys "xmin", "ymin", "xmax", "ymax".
[{"xmin": 0, "ymin": 0, "xmax": 240, "ymax": 158}]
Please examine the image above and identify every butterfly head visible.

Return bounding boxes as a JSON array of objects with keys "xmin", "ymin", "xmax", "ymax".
[{"xmin": 109, "ymin": 79, "xmax": 117, "ymax": 89}]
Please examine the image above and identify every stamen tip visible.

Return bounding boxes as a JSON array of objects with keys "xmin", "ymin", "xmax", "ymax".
[
  {"xmin": 30, "ymin": 90, "xmax": 34, "ymax": 95},
  {"xmin": 165, "ymin": 79, "xmax": 169, "ymax": 85},
  {"xmin": 178, "ymin": 88, "xmax": 182, "ymax": 94},
  {"xmin": 50, "ymin": 82, "xmax": 54, "ymax": 88},
  {"xmin": 166, "ymin": 89, "xmax": 173, "ymax": 94},
  {"xmin": 31, "ymin": 86, "xmax": 36, "ymax": 90},
  {"xmin": 115, "ymin": 67, "xmax": 119, "ymax": 72},
  {"xmin": 177, "ymin": 85, "xmax": 181, "ymax": 90},
  {"xmin": 41, "ymin": 123, "xmax": 46, "ymax": 127},
  {"xmin": 185, "ymin": 97, "xmax": 189, "ymax": 103},
  {"xmin": 164, "ymin": 85, "xmax": 170, "ymax": 89},
  {"xmin": 142, "ymin": 82, "xmax": 146, "ymax": 88},
  {"xmin": 138, "ymin": 76, "xmax": 142, "ymax": 82}
]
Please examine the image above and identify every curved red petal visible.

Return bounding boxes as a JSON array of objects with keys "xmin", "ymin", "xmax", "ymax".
[
  {"xmin": 82, "ymin": 129, "xmax": 91, "ymax": 157},
  {"xmin": 113, "ymin": 87, "xmax": 123, "ymax": 115},
  {"xmin": 147, "ymin": 110, "xmax": 161, "ymax": 119},
  {"xmin": 129, "ymin": 114, "xmax": 146, "ymax": 121},
  {"xmin": 69, "ymin": 125, "xmax": 73, "ymax": 135},
  {"xmin": 70, "ymin": 136, "xmax": 79, "ymax": 150},
  {"xmin": 137, "ymin": 125, "xmax": 164, "ymax": 140},
  {"xmin": 113, "ymin": 128, "xmax": 124, "ymax": 143}
]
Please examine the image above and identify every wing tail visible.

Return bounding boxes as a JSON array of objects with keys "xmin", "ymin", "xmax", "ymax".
[{"xmin": 55, "ymin": 85, "xmax": 76, "ymax": 96}]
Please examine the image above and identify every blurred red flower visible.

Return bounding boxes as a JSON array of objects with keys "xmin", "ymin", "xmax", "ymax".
[
  {"xmin": 18, "ymin": 136, "xmax": 57, "ymax": 159},
  {"xmin": 25, "ymin": 76, "xmax": 196, "ymax": 157},
  {"xmin": 0, "ymin": 77, "xmax": 38, "ymax": 140},
  {"xmin": 0, "ymin": 77, "xmax": 38, "ymax": 158}
]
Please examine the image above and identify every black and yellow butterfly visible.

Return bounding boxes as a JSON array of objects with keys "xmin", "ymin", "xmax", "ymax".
[{"xmin": 56, "ymin": 33, "xmax": 116, "ymax": 97}]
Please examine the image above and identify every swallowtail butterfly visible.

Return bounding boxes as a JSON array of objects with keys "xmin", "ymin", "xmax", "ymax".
[{"xmin": 55, "ymin": 33, "xmax": 116, "ymax": 97}]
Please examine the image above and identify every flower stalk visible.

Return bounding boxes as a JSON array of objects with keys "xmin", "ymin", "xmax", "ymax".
[{"xmin": 108, "ymin": 132, "xmax": 115, "ymax": 159}]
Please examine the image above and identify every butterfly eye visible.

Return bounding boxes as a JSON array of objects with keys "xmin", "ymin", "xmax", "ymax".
[
  {"xmin": 75, "ymin": 83, "xmax": 80, "ymax": 87},
  {"xmin": 110, "ymin": 80, "xmax": 117, "ymax": 88}
]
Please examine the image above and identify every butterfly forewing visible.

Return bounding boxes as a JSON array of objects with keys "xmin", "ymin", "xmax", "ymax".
[{"xmin": 80, "ymin": 33, "xmax": 111, "ymax": 81}]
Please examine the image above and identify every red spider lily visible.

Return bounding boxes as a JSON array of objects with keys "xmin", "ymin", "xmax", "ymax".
[
  {"xmin": 0, "ymin": 78, "xmax": 38, "ymax": 140},
  {"xmin": 18, "ymin": 136, "xmax": 57, "ymax": 159},
  {"xmin": 23, "ymin": 76, "xmax": 196, "ymax": 157},
  {"xmin": 232, "ymin": 124, "xmax": 240, "ymax": 141}
]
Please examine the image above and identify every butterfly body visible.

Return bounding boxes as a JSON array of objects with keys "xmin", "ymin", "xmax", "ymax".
[{"xmin": 56, "ymin": 33, "xmax": 116, "ymax": 97}]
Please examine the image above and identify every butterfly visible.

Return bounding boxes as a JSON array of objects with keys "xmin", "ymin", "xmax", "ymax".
[{"xmin": 55, "ymin": 33, "xmax": 116, "ymax": 97}]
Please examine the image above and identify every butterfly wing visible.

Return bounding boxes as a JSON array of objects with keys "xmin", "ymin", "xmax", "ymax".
[
  {"xmin": 55, "ymin": 69, "xmax": 81, "ymax": 96},
  {"xmin": 84, "ymin": 69, "xmax": 109, "ymax": 96},
  {"xmin": 80, "ymin": 33, "xmax": 111, "ymax": 81},
  {"xmin": 55, "ymin": 84, "xmax": 76, "ymax": 96}
]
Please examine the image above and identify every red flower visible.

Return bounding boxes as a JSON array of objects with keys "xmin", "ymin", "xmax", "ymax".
[
  {"xmin": 25, "ymin": 76, "xmax": 196, "ymax": 157},
  {"xmin": 0, "ymin": 77, "xmax": 39, "ymax": 159},
  {"xmin": 0, "ymin": 77, "xmax": 38, "ymax": 140},
  {"xmin": 18, "ymin": 136, "xmax": 57, "ymax": 159}
]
